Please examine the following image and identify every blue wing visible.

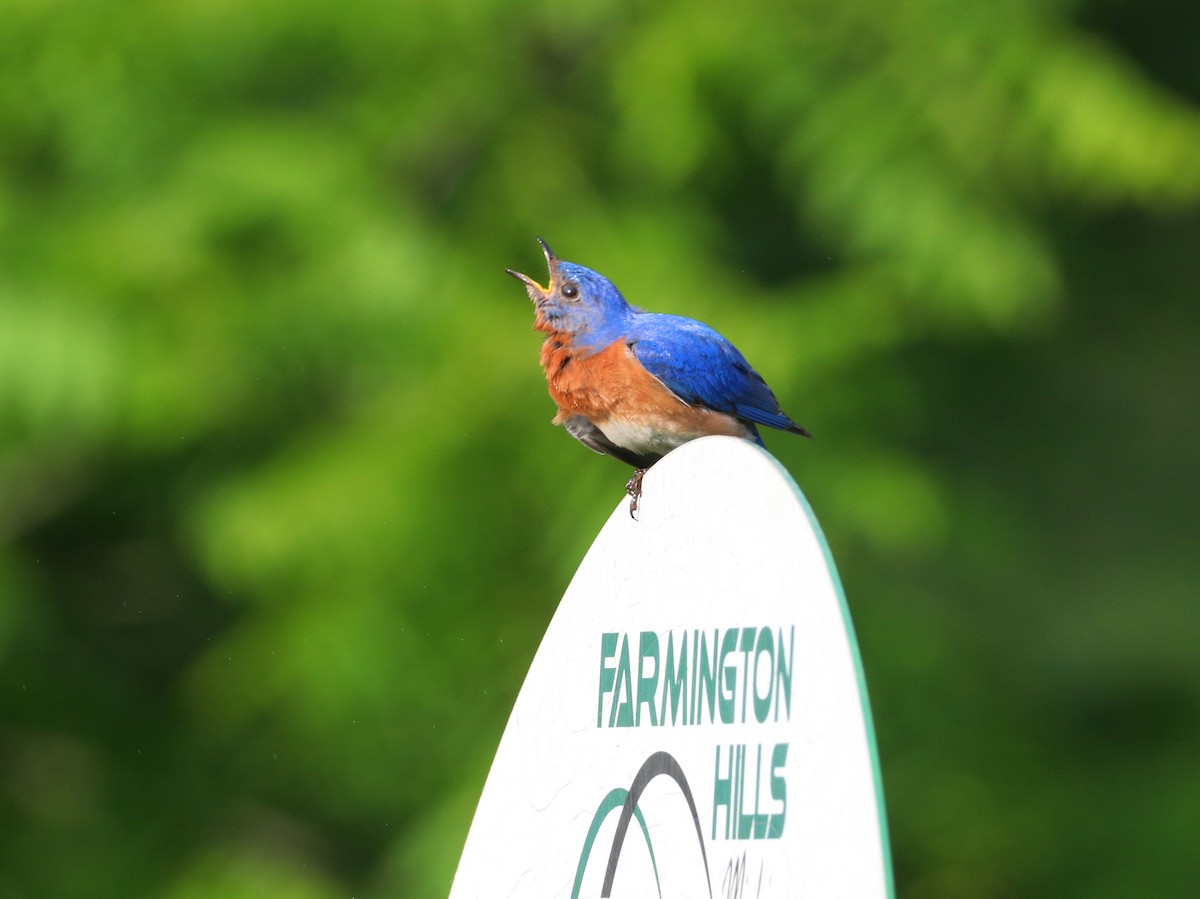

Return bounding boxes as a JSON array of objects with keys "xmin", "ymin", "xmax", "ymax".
[{"xmin": 629, "ymin": 313, "xmax": 810, "ymax": 437}]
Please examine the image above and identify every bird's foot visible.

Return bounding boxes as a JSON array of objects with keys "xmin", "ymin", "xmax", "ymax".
[{"xmin": 626, "ymin": 468, "xmax": 647, "ymax": 519}]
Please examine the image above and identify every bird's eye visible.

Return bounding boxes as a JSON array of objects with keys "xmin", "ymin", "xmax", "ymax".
[{"xmin": 561, "ymin": 282, "xmax": 579, "ymax": 299}]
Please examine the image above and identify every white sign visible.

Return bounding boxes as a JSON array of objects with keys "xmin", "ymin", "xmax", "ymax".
[{"xmin": 451, "ymin": 436, "xmax": 893, "ymax": 898}]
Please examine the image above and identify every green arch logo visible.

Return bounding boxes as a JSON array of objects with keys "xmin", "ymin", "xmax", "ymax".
[{"xmin": 571, "ymin": 751, "xmax": 712, "ymax": 899}]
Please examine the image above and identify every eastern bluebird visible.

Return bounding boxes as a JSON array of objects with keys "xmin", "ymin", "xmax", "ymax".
[{"xmin": 508, "ymin": 239, "xmax": 812, "ymax": 515}]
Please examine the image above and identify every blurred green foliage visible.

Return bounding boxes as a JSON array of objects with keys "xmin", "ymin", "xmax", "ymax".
[{"xmin": 2, "ymin": 0, "xmax": 1198, "ymax": 896}]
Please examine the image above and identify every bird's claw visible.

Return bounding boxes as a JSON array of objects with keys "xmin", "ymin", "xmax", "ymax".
[{"xmin": 626, "ymin": 469, "xmax": 647, "ymax": 519}]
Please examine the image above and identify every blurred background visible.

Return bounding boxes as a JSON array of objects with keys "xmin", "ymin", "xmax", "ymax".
[{"xmin": 2, "ymin": 0, "xmax": 1198, "ymax": 896}]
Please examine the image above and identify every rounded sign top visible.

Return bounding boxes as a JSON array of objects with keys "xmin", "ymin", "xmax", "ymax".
[{"xmin": 452, "ymin": 436, "xmax": 892, "ymax": 898}]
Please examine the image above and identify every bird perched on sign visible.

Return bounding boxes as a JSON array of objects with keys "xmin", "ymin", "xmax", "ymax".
[{"xmin": 508, "ymin": 239, "xmax": 811, "ymax": 515}]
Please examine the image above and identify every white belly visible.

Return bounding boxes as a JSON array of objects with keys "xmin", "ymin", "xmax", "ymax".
[{"xmin": 598, "ymin": 412, "xmax": 753, "ymax": 458}]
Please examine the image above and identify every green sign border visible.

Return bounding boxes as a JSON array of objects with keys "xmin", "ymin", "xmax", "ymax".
[{"xmin": 765, "ymin": 449, "xmax": 896, "ymax": 899}]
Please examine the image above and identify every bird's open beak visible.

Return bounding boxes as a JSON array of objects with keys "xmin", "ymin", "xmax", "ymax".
[{"xmin": 506, "ymin": 237, "xmax": 558, "ymax": 302}]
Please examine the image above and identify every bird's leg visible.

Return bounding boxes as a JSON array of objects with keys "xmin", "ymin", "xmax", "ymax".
[{"xmin": 626, "ymin": 468, "xmax": 647, "ymax": 519}]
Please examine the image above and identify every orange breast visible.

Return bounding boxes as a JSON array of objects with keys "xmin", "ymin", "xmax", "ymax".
[
  {"xmin": 540, "ymin": 336, "xmax": 654, "ymax": 423},
  {"xmin": 539, "ymin": 334, "xmax": 750, "ymax": 443}
]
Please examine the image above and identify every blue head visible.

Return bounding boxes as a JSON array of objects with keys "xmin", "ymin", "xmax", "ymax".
[{"xmin": 507, "ymin": 239, "xmax": 632, "ymax": 346}]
